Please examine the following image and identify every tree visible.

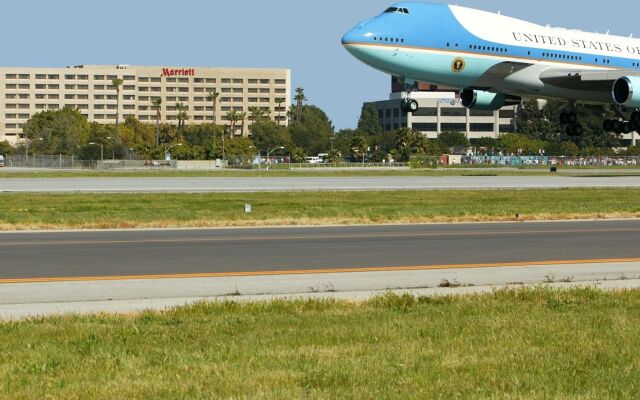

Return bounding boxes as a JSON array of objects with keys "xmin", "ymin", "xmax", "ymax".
[
  {"xmin": 250, "ymin": 119, "xmax": 292, "ymax": 153},
  {"xmin": 498, "ymin": 133, "xmax": 546, "ymax": 155},
  {"xmin": 0, "ymin": 140, "xmax": 14, "ymax": 155},
  {"xmin": 393, "ymin": 128, "xmax": 432, "ymax": 161},
  {"xmin": 294, "ymin": 87, "xmax": 307, "ymax": 122},
  {"xmin": 350, "ymin": 135, "xmax": 368, "ymax": 161},
  {"xmin": 358, "ymin": 103, "xmax": 382, "ymax": 136},
  {"xmin": 326, "ymin": 149, "xmax": 343, "ymax": 163},
  {"xmin": 275, "ymin": 97, "xmax": 286, "ymax": 125},
  {"xmin": 238, "ymin": 112, "xmax": 247, "ymax": 137},
  {"xmin": 175, "ymin": 103, "xmax": 189, "ymax": 137},
  {"xmin": 288, "ymin": 105, "xmax": 334, "ymax": 155},
  {"xmin": 516, "ymin": 99, "xmax": 562, "ymax": 142},
  {"xmin": 151, "ymin": 97, "xmax": 162, "ymax": 146},
  {"xmin": 206, "ymin": 92, "xmax": 220, "ymax": 138},
  {"xmin": 23, "ymin": 107, "xmax": 90, "ymax": 155},
  {"xmin": 438, "ymin": 131, "xmax": 469, "ymax": 153},
  {"xmin": 226, "ymin": 110, "xmax": 239, "ymax": 138},
  {"xmin": 112, "ymin": 78, "xmax": 124, "ymax": 144}
]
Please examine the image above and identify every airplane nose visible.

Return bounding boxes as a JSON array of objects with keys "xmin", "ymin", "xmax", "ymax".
[
  {"xmin": 341, "ymin": 27, "xmax": 360, "ymax": 45},
  {"xmin": 341, "ymin": 21, "xmax": 370, "ymax": 45}
]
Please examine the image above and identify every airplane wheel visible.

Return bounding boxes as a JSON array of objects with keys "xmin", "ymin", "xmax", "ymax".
[
  {"xmin": 565, "ymin": 125, "xmax": 573, "ymax": 135},
  {"xmin": 622, "ymin": 122, "xmax": 632, "ymax": 134},
  {"xmin": 611, "ymin": 120, "xmax": 623, "ymax": 134},
  {"xmin": 408, "ymin": 99, "xmax": 419, "ymax": 113},
  {"xmin": 631, "ymin": 111, "xmax": 640, "ymax": 124},
  {"xmin": 571, "ymin": 124, "xmax": 584, "ymax": 136},
  {"xmin": 567, "ymin": 112, "xmax": 578, "ymax": 124},
  {"xmin": 603, "ymin": 120, "xmax": 613, "ymax": 132},
  {"xmin": 400, "ymin": 99, "xmax": 410, "ymax": 113},
  {"xmin": 631, "ymin": 119, "xmax": 640, "ymax": 132},
  {"xmin": 559, "ymin": 112, "xmax": 569, "ymax": 124}
]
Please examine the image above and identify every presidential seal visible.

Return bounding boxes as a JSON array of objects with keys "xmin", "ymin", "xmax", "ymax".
[{"xmin": 452, "ymin": 57, "xmax": 465, "ymax": 73}]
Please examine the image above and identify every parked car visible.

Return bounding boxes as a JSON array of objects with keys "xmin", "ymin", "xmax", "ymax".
[
  {"xmin": 304, "ymin": 156, "xmax": 321, "ymax": 164},
  {"xmin": 0, "ymin": 155, "xmax": 5, "ymax": 167}
]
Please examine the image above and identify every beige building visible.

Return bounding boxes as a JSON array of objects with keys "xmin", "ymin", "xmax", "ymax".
[
  {"xmin": 373, "ymin": 91, "xmax": 516, "ymax": 139},
  {"xmin": 0, "ymin": 65, "xmax": 291, "ymax": 144}
]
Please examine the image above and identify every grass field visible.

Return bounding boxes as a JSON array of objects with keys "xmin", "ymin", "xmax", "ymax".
[
  {"xmin": 0, "ymin": 188, "xmax": 639, "ymax": 230},
  {"xmin": 0, "ymin": 288, "xmax": 639, "ymax": 398}
]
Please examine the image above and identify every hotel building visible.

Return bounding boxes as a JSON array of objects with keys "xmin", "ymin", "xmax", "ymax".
[{"xmin": 0, "ymin": 65, "xmax": 291, "ymax": 144}]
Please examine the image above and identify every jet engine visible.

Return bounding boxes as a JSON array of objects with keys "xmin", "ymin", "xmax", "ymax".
[
  {"xmin": 613, "ymin": 76, "xmax": 640, "ymax": 108},
  {"xmin": 460, "ymin": 89, "xmax": 521, "ymax": 111}
]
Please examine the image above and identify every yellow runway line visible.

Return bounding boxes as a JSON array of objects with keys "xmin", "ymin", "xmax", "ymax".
[{"xmin": 1, "ymin": 258, "xmax": 640, "ymax": 284}]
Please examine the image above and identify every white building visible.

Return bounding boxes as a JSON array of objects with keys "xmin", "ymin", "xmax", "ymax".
[{"xmin": 372, "ymin": 91, "xmax": 517, "ymax": 139}]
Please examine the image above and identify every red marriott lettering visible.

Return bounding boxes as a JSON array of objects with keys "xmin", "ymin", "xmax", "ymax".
[{"xmin": 161, "ymin": 68, "xmax": 196, "ymax": 77}]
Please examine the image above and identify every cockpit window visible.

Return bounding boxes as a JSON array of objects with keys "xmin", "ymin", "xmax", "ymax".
[{"xmin": 384, "ymin": 7, "xmax": 409, "ymax": 14}]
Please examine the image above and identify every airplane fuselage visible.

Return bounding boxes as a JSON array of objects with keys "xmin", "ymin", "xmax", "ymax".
[{"xmin": 342, "ymin": 2, "xmax": 640, "ymax": 105}]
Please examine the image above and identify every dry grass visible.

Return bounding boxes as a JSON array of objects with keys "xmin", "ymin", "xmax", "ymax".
[{"xmin": 1, "ymin": 189, "xmax": 640, "ymax": 231}]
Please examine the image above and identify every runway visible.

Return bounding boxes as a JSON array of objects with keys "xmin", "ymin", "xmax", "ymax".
[
  {"xmin": 2, "ymin": 175, "xmax": 640, "ymax": 192},
  {"xmin": 2, "ymin": 220, "xmax": 640, "ymax": 318},
  {"xmin": 2, "ymin": 220, "xmax": 640, "ymax": 281}
]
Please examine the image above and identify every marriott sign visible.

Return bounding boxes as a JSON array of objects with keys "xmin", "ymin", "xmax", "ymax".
[{"xmin": 161, "ymin": 68, "xmax": 196, "ymax": 77}]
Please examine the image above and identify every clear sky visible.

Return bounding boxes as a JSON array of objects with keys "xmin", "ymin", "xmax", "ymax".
[{"xmin": 2, "ymin": 0, "xmax": 636, "ymax": 129}]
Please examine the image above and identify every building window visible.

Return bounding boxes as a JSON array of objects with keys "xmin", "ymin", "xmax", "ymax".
[
  {"xmin": 413, "ymin": 107, "xmax": 437, "ymax": 117},
  {"xmin": 440, "ymin": 108, "xmax": 466, "ymax": 117},
  {"xmin": 470, "ymin": 123, "xmax": 494, "ymax": 132},
  {"xmin": 499, "ymin": 110, "xmax": 515, "ymax": 118},
  {"xmin": 441, "ymin": 123, "xmax": 466, "ymax": 131},
  {"xmin": 469, "ymin": 109, "xmax": 494, "ymax": 117},
  {"xmin": 412, "ymin": 123, "xmax": 437, "ymax": 132}
]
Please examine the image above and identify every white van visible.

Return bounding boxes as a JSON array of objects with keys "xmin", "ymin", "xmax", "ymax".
[
  {"xmin": 0, "ymin": 155, "xmax": 5, "ymax": 167},
  {"xmin": 304, "ymin": 156, "xmax": 321, "ymax": 164}
]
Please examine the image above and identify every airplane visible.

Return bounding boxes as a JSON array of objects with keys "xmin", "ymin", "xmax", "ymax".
[{"xmin": 341, "ymin": 2, "xmax": 640, "ymax": 137}]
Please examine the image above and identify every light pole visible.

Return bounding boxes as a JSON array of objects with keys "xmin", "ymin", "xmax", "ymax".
[
  {"xmin": 164, "ymin": 143, "xmax": 182, "ymax": 160},
  {"xmin": 266, "ymin": 146, "xmax": 285, "ymax": 170},
  {"xmin": 88, "ymin": 142, "xmax": 104, "ymax": 161},
  {"xmin": 24, "ymin": 137, "xmax": 43, "ymax": 158}
]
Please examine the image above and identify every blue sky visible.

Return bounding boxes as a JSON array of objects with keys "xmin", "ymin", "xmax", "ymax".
[{"xmin": 2, "ymin": 0, "xmax": 636, "ymax": 129}]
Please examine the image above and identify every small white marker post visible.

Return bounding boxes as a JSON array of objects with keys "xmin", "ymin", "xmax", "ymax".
[{"xmin": 244, "ymin": 204, "xmax": 252, "ymax": 214}]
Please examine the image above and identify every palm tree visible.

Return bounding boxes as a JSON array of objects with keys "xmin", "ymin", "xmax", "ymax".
[
  {"xmin": 249, "ymin": 106, "xmax": 263, "ymax": 121},
  {"xmin": 238, "ymin": 112, "xmax": 247, "ymax": 137},
  {"xmin": 112, "ymin": 78, "xmax": 124, "ymax": 144},
  {"xmin": 226, "ymin": 110, "xmax": 238, "ymax": 138},
  {"xmin": 151, "ymin": 97, "xmax": 162, "ymax": 146},
  {"xmin": 275, "ymin": 97, "xmax": 286, "ymax": 125},
  {"xmin": 175, "ymin": 103, "xmax": 189, "ymax": 137},
  {"xmin": 294, "ymin": 87, "xmax": 306, "ymax": 122},
  {"xmin": 206, "ymin": 91, "xmax": 220, "ymax": 132}
]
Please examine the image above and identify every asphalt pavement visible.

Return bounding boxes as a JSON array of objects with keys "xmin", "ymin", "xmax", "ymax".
[
  {"xmin": 2, "ymin": 220, "xmax": 640, "ymax": 318},
  {"xmin": 2, "ymin": 220, "xmax": 640, "ymax": 280},
  {"xmin": 2, "ymin": 175, "xmax": 640, "ymax": 192}
]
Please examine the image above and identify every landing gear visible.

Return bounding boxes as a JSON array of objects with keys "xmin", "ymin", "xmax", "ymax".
[
  {"xmin": 603, "ymin": 109, "xmax": 640, "ymax": 134},
  {"xmin": 401, "ymin": 98, "xmax": 418, "ymax": 113},
  {"xmin": 559, "ymin": 109, "xmax": 583, "ymax": 137}
]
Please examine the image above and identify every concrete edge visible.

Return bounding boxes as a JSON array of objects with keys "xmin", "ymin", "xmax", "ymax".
[{"xmin": 2, "ymin": 278, "xmax": 639, "ymax": 321}]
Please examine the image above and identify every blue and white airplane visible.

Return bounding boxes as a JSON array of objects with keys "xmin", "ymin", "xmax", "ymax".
[{"xmin": 342, "ymin": 2, "xmax": 640, "ymax": 136}]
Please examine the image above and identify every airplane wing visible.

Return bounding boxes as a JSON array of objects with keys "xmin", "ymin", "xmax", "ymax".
[{"xmin": 539, "ymin": 69, "xmax": 640, "ymax": 92}]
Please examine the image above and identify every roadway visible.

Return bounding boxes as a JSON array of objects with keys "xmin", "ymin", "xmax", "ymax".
[
  {"xmin": 2, "ymin": 175, "xmax": 640, "ymax": 192},
  {"xmin": 2, "ymin": 220, "xmax": 640, "ymax": 318}
]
